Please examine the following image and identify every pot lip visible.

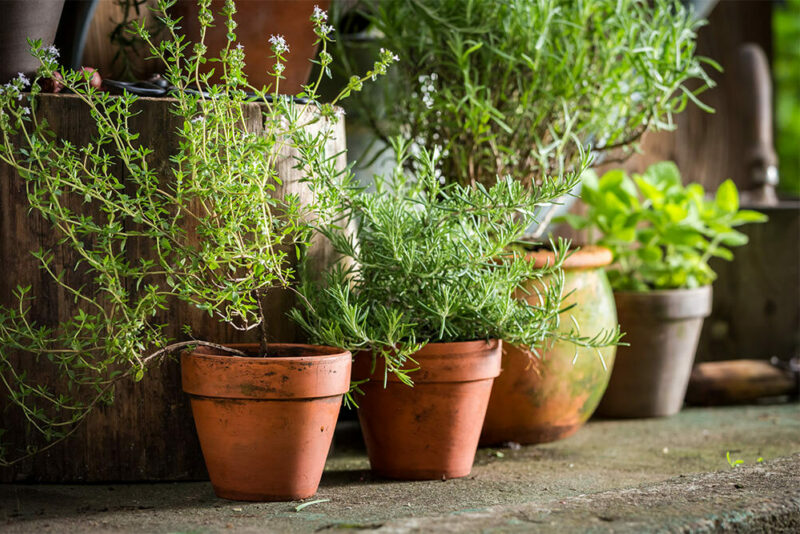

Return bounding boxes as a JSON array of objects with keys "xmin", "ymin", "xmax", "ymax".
[
  {"xmin": 523, "ymin": 245, "xmax": 613, "ymax": 270},
  {"xmin": 185, "ymin": 342, "xmax": 351, "ymax": 363},
  {"xmin": 358, "ymin": 339, "xmax": 501, "ymax": 358},
  {"xmin": 613, "ymin": 285, "xmax": 713, "ymax": 298}
]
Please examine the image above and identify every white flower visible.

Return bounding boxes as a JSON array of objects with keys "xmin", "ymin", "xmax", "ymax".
[
  {"xmin": 236, "ymin": 43, "xmax": 244, "ymax": 51},
  {"xmin": 269, "ymin": 35, "xmax": 289, "ymax": 54},
  {"xmin": 312, "ymin": 5, "xmax": 328, "ymax": 22},
  {"xmin": 21, "ymin": 107, "xmax": 30, "ymax": 115},
  {"xmin": 17, "ymin": 73, "xmax": 30, "ymax": 88},
  {"xmin": 320, "ymin": 24, "xmax": 334, "ymax": 35},
  {"xmin": 381, "ymin": 48, "xmax": 400, "ymax": 62},
  {"xmin": 274, "ymin": 62, "xmax": 285, "ymax": 75},
  {"xmin": 45, "ymin": 45, "xmax": 60, "ymax": 58}
]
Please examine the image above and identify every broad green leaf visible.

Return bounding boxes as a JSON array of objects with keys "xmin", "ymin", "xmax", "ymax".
[
  {"xmin": 715, "ymin": 179, "xmax": 739, "ymax": 213},
  {"xmin": 643, "ymin": 161, "xmax": 682, "ymax": 190},
  {"xmin": 732, "ymin": 209, "xmax": 768, "ymax": 225},
  {"xmin": 718, "ymin": 231, "xmax": 749, "ymax": 247},
  {"xmin": 634, "ymin": 175, "xmax": 664, "ymax": 204},
  {"xmin": 557, "ymin": 213, "xmax": 588, "ymax": 230}
]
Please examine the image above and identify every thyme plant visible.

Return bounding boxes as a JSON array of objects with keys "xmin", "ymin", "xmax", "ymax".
[
  {"xmin": 291, "ymin": 140, "xmax": 621, "ymax": 388},
  {"xmin": 0, "ymin": 0, "xmax": 396, "ymax": 464},
  {"xmin": 561, "ymin": 162, "xmax": 768, "ymax": 291},
  {"xmin": 339, "ymin": 0, "xmax": 717, "ymax": 228}
]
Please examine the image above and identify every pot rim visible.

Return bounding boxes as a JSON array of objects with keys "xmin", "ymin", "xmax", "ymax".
[
  {"xmin": 525, "ymin": 245, "xmax": 613, "ymax": 270},
  {"xmin": 613, "ymin": 285, "xmax": 713, "ymax": 298},
  {"xmin": 614, "ymin": 285, "xmax": 713, "ymax": 320},
  {"xmin": 186, "ymin": 342, "xmax": 350, "ymax": 363},
  {"xmin": 182, "ymin": 343, "xmax": 352, "ymax": 400},
  {"xmin": 354, "ymin": 339, "xmax": 502, "ymax": 384}
]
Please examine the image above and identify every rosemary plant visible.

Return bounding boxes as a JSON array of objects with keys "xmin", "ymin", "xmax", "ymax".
[
  {"xmin": 290, "ymin": 140, "xmax": 621, "ymax": 389},
  {"xmin": 338, "ymin": 0, "xmax": 717, "ymax": 219},
  {"xmin": 0, "ymin": 0, "xmax": 396, "ymax": 464}
]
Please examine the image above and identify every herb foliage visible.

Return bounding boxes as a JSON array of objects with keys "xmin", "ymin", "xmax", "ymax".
[
  {"xmin": 561, "ymin": 162, "xmax": 768, "ymax": 291},
  {"xmin": 0, "ymin": 0, "xmax": 395, "ymax": 464},
  {"xmin": 340, "ymin": 0, "xmax": 717, "ymax": 195},
  {"xmin": 291, "ymin": 140, "xmax": 621, "ymax": 388}
]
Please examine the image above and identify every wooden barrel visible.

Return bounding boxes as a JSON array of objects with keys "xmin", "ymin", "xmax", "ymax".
[{"xmin": 0, "ymin": 93, "xmax": 346, "ymax": 482}]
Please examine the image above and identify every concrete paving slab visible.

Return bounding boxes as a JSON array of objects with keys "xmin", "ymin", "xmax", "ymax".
[{"xmin": 1, "ymin": 404, "xmax": 798, "ymax": 533}]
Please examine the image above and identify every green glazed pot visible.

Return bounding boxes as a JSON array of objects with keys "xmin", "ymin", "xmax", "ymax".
[{"xmin": 480, "ymin": 246, "xmax": 618, "ymax": 445}]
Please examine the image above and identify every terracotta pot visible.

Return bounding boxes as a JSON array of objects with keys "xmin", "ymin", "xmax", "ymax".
[
  {"xmin": 596, "ymin": 286, "xmax": 713, "ymax": 418},
  {"xmin": 354, "ymin": 340, "xmax": 502, "ymax": 480},
  {"xmin": 171, "ymin": 0, "xmax": 329, "ymax": 93},
  {"xmin": 481, "ymin": 246, "xmax": 618, "ymax": 445},
  {"xmin": 181, "ymin": 343, "xmax": 351, "ymax": 501},
  {"xmin": 1, "ymin": 0, "xmax": 65, "ymax": 84}
]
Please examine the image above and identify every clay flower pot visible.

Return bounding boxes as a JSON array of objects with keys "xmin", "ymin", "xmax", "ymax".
[
  {"xmin": 354, "ymin": 340, "xmax": 502, "ymax": 480},
  {"xmin": 596, "ymin": 286, "xmax": 713, "ymax": 418},
  {"xmin": 171, "ymin": 0, "xmax": 329, "ymax": 93},
  {"xmin": 181, "ymin": 343, "xmax": 351, "ymax": 501},
  {"xmin": 481, "ymin": 246, "xmax": 618, "ymax": 445}
]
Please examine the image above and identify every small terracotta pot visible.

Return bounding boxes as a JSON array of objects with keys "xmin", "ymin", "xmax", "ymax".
[
  {"xmin": 481, "ymin": 246, "xmax": 618, "ymax": 445},
  {"xmin": 596, "ymin": 286, "xmax": 713, "ymax": 418},
  {"xmin": 171, "ymin": 0, "xmax": 329, "ymax": 93},
  {"xmin": 354, "ymin": 340, "xmax": 502, "ymax": 480},
  {"xmin": 182, "ymin": 343, "xmax": 351, "ymax": 501}
]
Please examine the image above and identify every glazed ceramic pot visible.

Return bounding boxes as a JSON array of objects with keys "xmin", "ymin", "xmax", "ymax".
[
  {"xmin": 171, "ymin": 0, "xmax": 329, "ymax": 93},
  {"xmin": 481, "ymin": 246, "xmax": 617, "ymax": 445},
  {"xmin": 181, "ymin": 343, "xmax": 351, "ymax": 501},
  {"xmin": 596, "ymin": 286, "xmax": 713, "ymax": 418},
  {"xmin": 354, "ymin": 340, "xmax": 502, "ymax": 480}
]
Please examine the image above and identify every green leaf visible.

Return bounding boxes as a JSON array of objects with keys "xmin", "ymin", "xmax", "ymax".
[
  {"xmin": 715, "ymin": 179, "xmax": 739, "ymax": 213},
  {"xmin": 732, "ymin": 209, "xmax": 768, "ymax": 224},
  {"xmin": 557, "ymin": 213, "xmax": 588, "ymax": 230},
  {"xmin": 718, "ymin": 231, "xmax": 749, "ymax": 247},
  {"xmin": 643, "ymin": 161, "xmax": 682, "ymax": 190}
]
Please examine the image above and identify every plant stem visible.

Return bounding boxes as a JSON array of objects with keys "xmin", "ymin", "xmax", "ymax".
[{"xmin": 256, "ymin": 290, "xmax": 269, "ymax": 356}]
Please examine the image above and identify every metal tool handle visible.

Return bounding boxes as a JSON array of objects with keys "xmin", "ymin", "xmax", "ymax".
[{"xmin": 738, "ymin": 44, "xmax": 779, "ymax": 191}]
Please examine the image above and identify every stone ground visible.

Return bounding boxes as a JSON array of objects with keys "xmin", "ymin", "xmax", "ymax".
[{"xmin": 1, "ymin": 404, "xmax": 799, "ymax": 533}]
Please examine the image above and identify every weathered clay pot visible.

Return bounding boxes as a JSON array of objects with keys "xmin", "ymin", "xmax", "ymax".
[
  {"xmin": 596, "ymin": 286, "xmax": 713, "ymax": 418},
  {"xmin": 481, "ymin": 246, "xmax": 618, "ymax": 445},
  {"xmin": 1, "ymin": 0, "xmax": 65, "ymax": 84},
  {"xmin": 181, "ymin": 343, "xmax": 351, "ymax": 501},
  {"xmin": 171, "ymin": 0, "xmax": 329, "ymax": 93},
  {"xmin": 354, "ymin": 340, "xmax": 502, "ymax": 480}
]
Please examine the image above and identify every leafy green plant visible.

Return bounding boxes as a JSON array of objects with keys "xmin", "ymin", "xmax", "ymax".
[
  {"xmin": 0, "ymin": 0, "xmax": 396, "ymax": 465},
  {"xmin": 338, "ymin": 0, "xmax": 717, "ymax": 199},
  {"xmin": 561, "ymin": 162, "xmax": 768, "ymax": 291},
  {"xmin": 290, "ymin": 140, "xmax": 621, "ymax": 388}
]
